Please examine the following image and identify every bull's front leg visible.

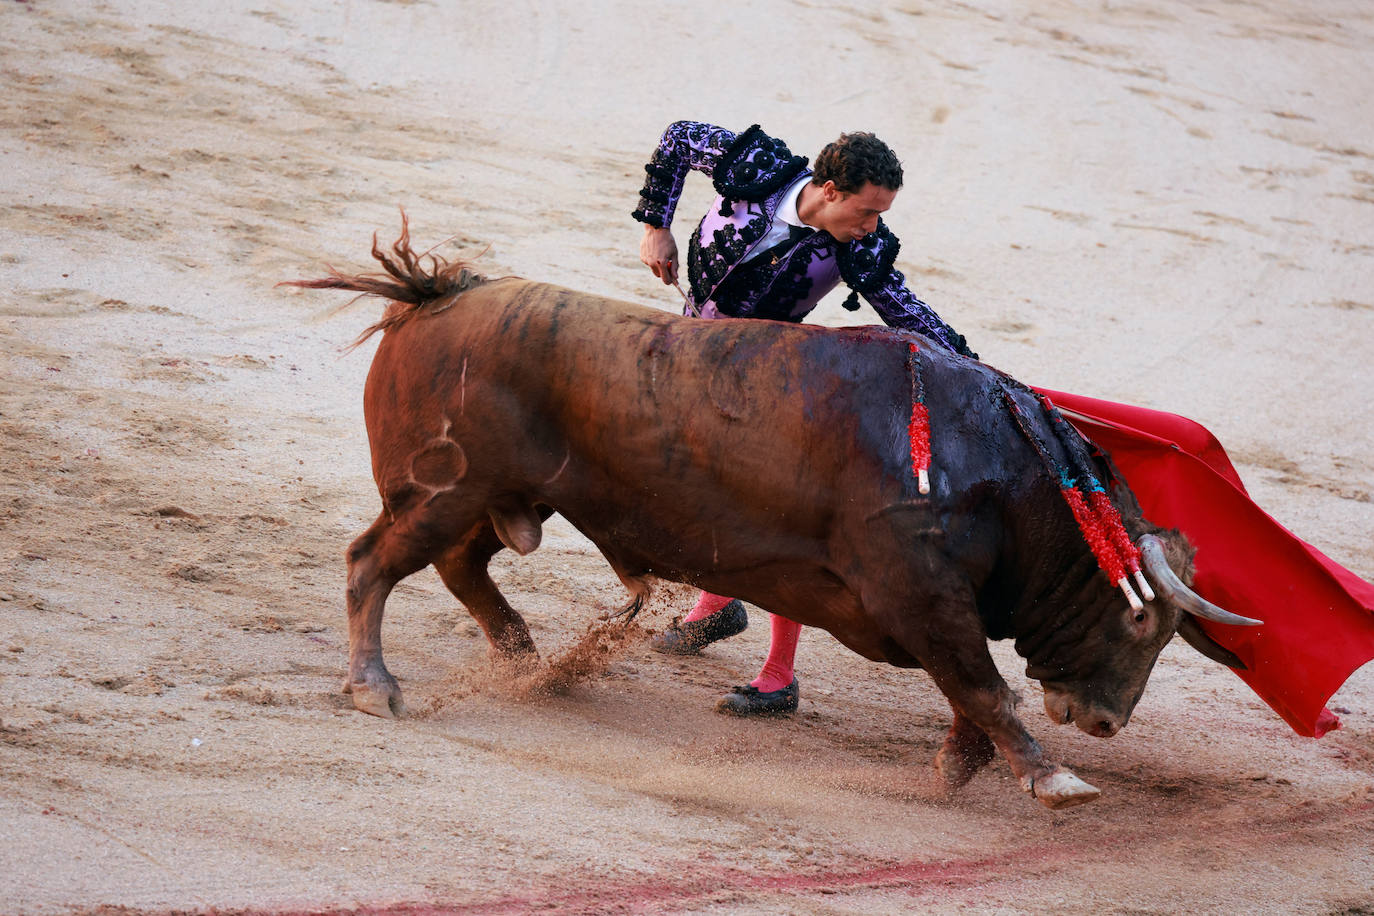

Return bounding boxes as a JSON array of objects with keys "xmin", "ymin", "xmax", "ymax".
[
  {"xmin": 934, "ymin": 678, "xmax": 1099, "ymax": 809},
  {"xmin": 901, "ymin": 607, "xmax": 1099, "ymax": 809},
  {"xmin": 934, "ymin": 709, "xmax": 996, "ymax": 793}
]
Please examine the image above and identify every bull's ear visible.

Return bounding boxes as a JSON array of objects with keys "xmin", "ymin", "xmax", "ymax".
[{"xmin": 1177, "ymin": 617, "xmax": 1247, "ymax": 670}]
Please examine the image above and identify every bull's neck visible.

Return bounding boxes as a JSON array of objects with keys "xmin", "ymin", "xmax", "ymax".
[{"xmin": 1007, "ymin": 549, "xmax": 1115, "ymax": 681}]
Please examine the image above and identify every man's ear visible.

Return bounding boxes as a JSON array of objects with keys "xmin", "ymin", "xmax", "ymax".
[{"xmin": 820, "ymin": 180, "xmax": 841, "ymax": 201}]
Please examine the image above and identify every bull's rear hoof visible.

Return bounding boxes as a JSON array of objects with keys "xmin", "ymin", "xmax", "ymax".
[
  {"xmin": 1027, "ymin": 771, "xmax": 1101, "ymax": 809},
  {"xmin": 350, "ymin": 683, "xmax": 407, "ymax": 719},
  {"xmin": 487, "ymin": 640, "xmax": 538, "ymax": 662}
]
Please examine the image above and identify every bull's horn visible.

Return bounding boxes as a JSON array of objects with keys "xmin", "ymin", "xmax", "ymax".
[{"xmin": 1138, "ymin": 534, "xmax": 1263, "ymax": 626}]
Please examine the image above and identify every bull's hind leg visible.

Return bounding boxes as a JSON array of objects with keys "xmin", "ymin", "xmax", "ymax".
[
  {"xmin": 343, "ymin": 512, "xmax": 442, "ymax": 719},
  {"xmin": 432, "ymin": 520, "xmax": 537, "ymax": 658}
]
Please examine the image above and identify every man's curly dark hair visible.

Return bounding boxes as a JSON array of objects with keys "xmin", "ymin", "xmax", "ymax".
[{"xmin": 812, "ymin": 132, "xmax": 904, "ymax": 193}]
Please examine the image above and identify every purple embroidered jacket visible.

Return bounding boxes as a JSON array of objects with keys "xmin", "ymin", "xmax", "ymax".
[{"xmin": 633, "ymin": 120, "xmax": 976, "ymax": 358}]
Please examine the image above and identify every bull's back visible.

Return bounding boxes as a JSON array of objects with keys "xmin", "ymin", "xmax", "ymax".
[{"xmin": 362, "ymin": 279, "xmax": 1022, "ymax": 571}]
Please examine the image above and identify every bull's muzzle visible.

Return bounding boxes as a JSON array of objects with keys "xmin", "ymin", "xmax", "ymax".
[{"xmin": 1043, "ymin": 687, "xmax": 1122, "ymax": 738}]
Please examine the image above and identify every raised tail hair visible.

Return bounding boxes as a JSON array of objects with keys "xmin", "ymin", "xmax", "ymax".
[{"xmin": 282, "ymin": 210, "xmax": 491, "ymax": 348}]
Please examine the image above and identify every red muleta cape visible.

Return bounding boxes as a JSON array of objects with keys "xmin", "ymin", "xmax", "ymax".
[{"xmin": 1035, "ymin": 388, "xmax": 1374, "ymax": 738}]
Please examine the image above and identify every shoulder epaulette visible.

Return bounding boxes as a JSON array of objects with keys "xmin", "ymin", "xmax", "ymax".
[
  {"xmin": 837, "ymin": 218, "xmax": 900, "ymax": 294},
  {"xmin": 712, "ymin": 125, "xmax": 810, "ymax": 212}
]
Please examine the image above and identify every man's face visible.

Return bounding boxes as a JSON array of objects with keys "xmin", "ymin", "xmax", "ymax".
[{"xmin": 816, "ymin": 181, "xmax": 898, "ymax": 242}]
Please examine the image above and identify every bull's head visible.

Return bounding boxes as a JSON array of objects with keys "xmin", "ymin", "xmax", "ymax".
[{"xmin": 1031, "ymin": 532, "xmax": 1261, "ymax": 738}]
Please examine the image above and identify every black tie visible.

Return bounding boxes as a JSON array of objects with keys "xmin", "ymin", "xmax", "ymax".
[{"xmin": 762, "ymin": 224, "xmax": 813, "ymax": 266}]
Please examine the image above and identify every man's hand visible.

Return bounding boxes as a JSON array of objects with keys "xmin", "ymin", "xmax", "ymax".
[{"xmin": 640, "ymin": 225, "xmax": 679, "ymax": 285}]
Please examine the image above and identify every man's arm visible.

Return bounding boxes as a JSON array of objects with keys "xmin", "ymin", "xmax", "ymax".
[
  {"xmin": 631, "ymin": 120, "xmax": 738, "ymax": 230},
  {"xmin": 838, "ymin": 220, "xmax": 978, "ymax": 359},
  {"xmin": 640, "ymin": 225, "xmax": 680, "ymax": 285},
  {"xmin": 631, "ymin": 120, "xmax": 737, "ymax": 286},
  {"xmin": 866, "ymin": 271, "xmax": 979, "ymax": 360}
]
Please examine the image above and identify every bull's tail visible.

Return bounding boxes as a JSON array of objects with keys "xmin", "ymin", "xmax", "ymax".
[{"xmin": 282, "ymin": 210, "xmax": 493, "ymax": 348}]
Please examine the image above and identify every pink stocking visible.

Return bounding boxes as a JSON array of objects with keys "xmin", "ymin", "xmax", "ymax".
[
  {"xmin": 751, "ymin": 614, "xmax": 802, "ymax": 692},
  {"xmin": 683, "ymin": 590, "xmax": 734, "ymax": 624}
]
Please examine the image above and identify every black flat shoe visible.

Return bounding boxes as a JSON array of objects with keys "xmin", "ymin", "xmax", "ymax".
[
  {"xmin": 649, "ymin": 599, "xmax": 749, "ymax": 655},
  {"xmin": 715, "ymin": 678, "xmax": 800, "ymax": 716}
]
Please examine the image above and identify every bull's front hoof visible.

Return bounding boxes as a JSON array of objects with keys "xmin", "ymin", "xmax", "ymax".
[
  {"xmin": 1024, "ymin": 770, "xmax": 1101, "ymax": 809},
  {"xmin": 934, "ymin": 728, "xmax": 996, "ymax": 796},
  {"xmin": 341, "ymin": 677, "xmax": 406, "ymax": 719},
  {"xmin": 935, "ymin": 746, "xmax": 983, "ymax": 795}
]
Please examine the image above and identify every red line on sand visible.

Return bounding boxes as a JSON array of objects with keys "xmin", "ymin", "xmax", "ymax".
[
  {"xmin": 135, "ymin": 801, "xmax": 1374, "ymax": 914},
  {"xmin": 244, "ymin": 845, "xmax": 1070, "ymax": 915}
]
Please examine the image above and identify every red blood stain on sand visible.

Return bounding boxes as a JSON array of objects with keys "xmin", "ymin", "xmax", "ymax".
[
  {"xmin": 199, "ymin": 846, "xmax": 1069, "ymax": 915},
  {"xmin": 152, "ymin": 800, "xmax": 1374, "ymax": 914}
]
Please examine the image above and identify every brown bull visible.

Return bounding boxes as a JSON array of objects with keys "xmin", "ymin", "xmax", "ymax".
[{"xmin": 292, "ymin": 222, "xmax": 1258, "ymax": 810}]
